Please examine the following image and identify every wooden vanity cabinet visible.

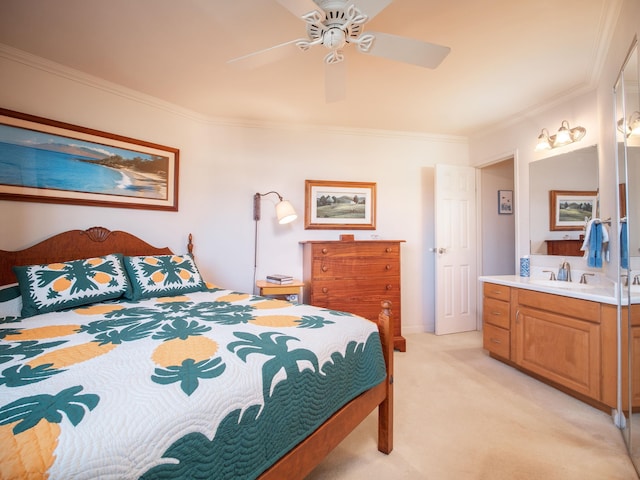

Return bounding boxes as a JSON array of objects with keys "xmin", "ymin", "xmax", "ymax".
[
  {"xmin": 301, "ymin": 240, "xmax": 405, "ymax": 351},
  {"xmin": 482, "ymin": 283, "xmax": 512, "ymax": 360},
  {"xmin": 602, "ymin": 303, "xmax": 640, "ymax": 410},
  {"xmin": 513, "ymin": 289, "xmax": 601, "ymax": 400},
  {"xmin": 482, "ymin": 281, "xmax": 611, "ymax": 408}
]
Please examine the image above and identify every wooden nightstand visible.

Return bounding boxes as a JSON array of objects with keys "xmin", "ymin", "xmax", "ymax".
[{"xmin": 256, "ymin": 280, "xmax": 304, "ymax": 303}]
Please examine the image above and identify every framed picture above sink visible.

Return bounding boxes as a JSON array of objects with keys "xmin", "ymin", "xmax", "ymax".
[{"xmin": 549, "ymin": 190, "xmax": 597, "ymax": 231}]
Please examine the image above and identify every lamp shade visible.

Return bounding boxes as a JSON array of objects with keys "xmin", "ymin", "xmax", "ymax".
[
  {"xmin": 554, "ymin": 121, "xmax": 571, "ymax": 146},
  {"xmin": 535, "ymin": 129, "xmax": 551, "ymax": 151},
  {"xmin": 276, "ymin": 200, "xmax": 297, "ymax": 224}
]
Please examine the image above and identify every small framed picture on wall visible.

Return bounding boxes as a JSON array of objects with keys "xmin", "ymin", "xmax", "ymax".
[{"xmin": 498, "ymin": 190, "xmax": 513, "ymax": 215}]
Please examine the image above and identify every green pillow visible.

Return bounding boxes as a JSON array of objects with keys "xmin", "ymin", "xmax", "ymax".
[
  {"xmin": 123, "ymin": 254, "xmax": 206, "ymax": 300},
  {"xmin": 13, "ymin": 253, "xmax": 130, "ymax": 318},
  {"xmin": 0, "ymin": 283, "xmax": 22, "ymax": 321}
]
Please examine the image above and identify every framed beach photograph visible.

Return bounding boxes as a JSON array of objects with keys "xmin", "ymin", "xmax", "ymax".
[
  {"xmin": 0, "ymin": 108, "xmax": 179, "ymax": 211},
  {"xmin": 498, "ymin": 190, "xmax": 513, "ymax": 215},
  {"xmin": 549, "ymin": 190, "xmax": 597, "ymax": 231},
  {"xmin": 305, "ymin": 180, "xmax": 376, "ymax": 230}
]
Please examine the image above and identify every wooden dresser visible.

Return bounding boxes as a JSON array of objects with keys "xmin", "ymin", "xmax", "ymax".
[
  {"xmin": 545, "ymin": 239, "xmax": 584, "ymax": 256},
  {"xmin": 301, "ymin": 240, "xmax": 406, "ymax": 351}
]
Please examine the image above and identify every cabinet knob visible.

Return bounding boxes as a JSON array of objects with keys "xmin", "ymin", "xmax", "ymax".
[
  {"xmin": 386, "ymin": 284, "xmax": 392, "ymax": 290},
  {"xmin": 322, "ymin": 248, "xmax": 328, "ymax": 254},
  {"xmin": 385, "ymin": 247, "xmax": 392, "ymax": 253},
  {"xmin": 322, "ymin": 287, "xmax": 328, "ymax": 294},
  {"xmin": 385, "ymin": 264, "xmax": 391, "ymax": 270},
  {"xmin": 321, "ymin": 265, "xmax": 328, "ymax": 272}
]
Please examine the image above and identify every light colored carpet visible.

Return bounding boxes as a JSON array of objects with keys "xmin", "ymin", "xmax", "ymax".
[{"xmin": 306, "ymin": 331, "xmax": 639, "ymax": 480}]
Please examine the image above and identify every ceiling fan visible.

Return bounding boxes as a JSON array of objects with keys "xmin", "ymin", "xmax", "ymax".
[{"xmin": 228, "ymin": 0, "xmax": 451, "ymax": 102}]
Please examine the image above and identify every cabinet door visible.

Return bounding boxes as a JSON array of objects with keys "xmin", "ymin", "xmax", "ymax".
[{"xmin": 515, "ymin": 306, "xmax": 601, "ymax": 399}]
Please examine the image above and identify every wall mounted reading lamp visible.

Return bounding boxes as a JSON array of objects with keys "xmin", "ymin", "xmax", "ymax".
[
  {"xmin": 252, "ymin": 191, "xmax": 297, "ymax": 291},
  {"xmin": 535, "ymin": 120, "xmax": 586, "ymax": 151},
  {"xmin": 253, "ymin": 191, "xmax": 297, "ymax": 225}
]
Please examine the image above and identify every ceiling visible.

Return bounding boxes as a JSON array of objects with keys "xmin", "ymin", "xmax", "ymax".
[{"xmin": 0, "ymin": 0, "xmax": 618, "ymax": 137}]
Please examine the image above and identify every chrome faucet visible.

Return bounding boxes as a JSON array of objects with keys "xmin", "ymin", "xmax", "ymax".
[
  {"xmin": 558, "ymin": 260, "xmax": 571, "ymax": 282},
  {"xmin": 543, "ymin": 270, "xmax": 556, "ymax": 281},
  {"xmin": 580, "ymin": 273, "xmax": 594, "ymax": 284}
]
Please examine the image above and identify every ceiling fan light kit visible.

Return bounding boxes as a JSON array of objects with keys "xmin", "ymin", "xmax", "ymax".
[{"xmin": 229, "ymin": 0, "xmax": 451, "ymax": 102}]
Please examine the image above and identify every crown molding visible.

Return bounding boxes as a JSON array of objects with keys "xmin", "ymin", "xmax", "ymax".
[{"xmin": 0, "ymin": 43, "xmax": 467, "ymax": 145}]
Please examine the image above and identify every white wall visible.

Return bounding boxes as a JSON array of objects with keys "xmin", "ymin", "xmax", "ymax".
[
  {"xmin": 480, "ymin": 159, "xmax": 515, "ymax": 276},
  {"xmin": 0, "ymin": 46, "xmax": 469, "ymax": 334}
]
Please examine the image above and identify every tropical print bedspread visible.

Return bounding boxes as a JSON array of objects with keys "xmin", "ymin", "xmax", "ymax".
[{"xmin": 0, "ymin": 287, "xmax": 387, "ymax": 479}]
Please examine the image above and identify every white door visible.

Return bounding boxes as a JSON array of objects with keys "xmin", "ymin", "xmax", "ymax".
[{"xmin": 434, "ymin": 164, "xmax": 478, "ymax": 335}]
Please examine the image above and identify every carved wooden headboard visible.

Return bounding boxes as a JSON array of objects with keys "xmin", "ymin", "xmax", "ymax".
[{"xmin": 0, "ymin": 226, "xmax": 192, "ymax": 285}]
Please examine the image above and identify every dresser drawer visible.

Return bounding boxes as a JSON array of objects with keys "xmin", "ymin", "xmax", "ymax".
[
  {"xmin": 310, "ymin": 279, "xmax": 400, "ymax": 300},
  {"xmin": 483, "ymin": 282, "xmax": 510, "ymax": 302},
  {"xmin": 313, "ymin": 297, "xmax": 402, "ymax": 327},
  {"xmin": 483, "ymin": 323, "xmax": 510, "ymax": 359},
  {"xmin": 310, "ymin": 242, "xmax": 400, "ymax": 258},
  {"xmin": 483, "ymin": 297, "xmax": 510, "ymax": 329},
  {"xmin": 309, "ymin": 256, "xmax": 398, "ymax": 279}
]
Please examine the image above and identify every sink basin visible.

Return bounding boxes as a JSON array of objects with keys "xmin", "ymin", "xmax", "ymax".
[
  {"xmin": 529, "ymin": 279, "xmax": 596, "ymax": 290},
  {"xmin": 627, "ymin": 284, "xmax": 640, "ymax": 294}
]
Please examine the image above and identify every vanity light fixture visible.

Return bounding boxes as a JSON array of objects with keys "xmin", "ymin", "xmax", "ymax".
[
  {"xmin": 618, "ymin": 111, "xmax": 640, "ymax": 137},
  {"xmin": 535, "ymin": 120, "xmax": 586, "ymax": 151}
]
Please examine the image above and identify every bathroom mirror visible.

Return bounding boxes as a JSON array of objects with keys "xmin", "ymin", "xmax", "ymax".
[
  {"xmin": 529, "ymin": 145, "xmax": 599, "ymax": 255},
  {"xmin": 615, "ymin": 37, "xmax": 639, "ymax": 472}
]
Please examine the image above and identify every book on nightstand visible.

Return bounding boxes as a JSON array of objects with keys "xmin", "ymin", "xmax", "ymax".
[{"xmin": 266, "ymin": 274, "xmax": 294, "ymax": 284}]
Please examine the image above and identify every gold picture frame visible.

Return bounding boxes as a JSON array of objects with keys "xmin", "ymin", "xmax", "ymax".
[
  {"xmin": 305, "ymin": 180, "xmax": 376, "ymax": 230},
  {"xmin": 549, "ymin": 190, "xmax": 597, "ymax": 231}
]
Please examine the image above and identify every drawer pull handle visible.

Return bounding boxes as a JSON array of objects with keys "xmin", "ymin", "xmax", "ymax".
[
  {"xmin": 322, "ymin": 248, "xmax": 328, "ymax": 254},
  {"xmin": 322, "ymin": 287, "xmax": 328, "ymax": 294},
  {"xmin": 491, "ymin": 311, "xmax": 502, "ymax": 316},
  {"xmin": 490, "ymin": 338, "xmax": 502, "ymax": 344},
  {"xmin": 385, "ymin": 264, "xmax": 391, "ymax": 270},
  {"xmin": 492, "ymin": 290, "xmax": 502, "ymax": 295},
  {"xmin": 321, "ymin": 266, "xmax": 328, "ymax": 272},
  {"xmin": 385, "ymin": 248, "xmax": 392, "ymax": 253},
  {"xmin": 386, "ymin": 284, "xmax": 392, "ymax": 290}
]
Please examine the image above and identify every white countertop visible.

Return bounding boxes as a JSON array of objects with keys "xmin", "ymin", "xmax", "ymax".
[{"xmin": 478, "ymin": 275, "xmax": 635, "ymax": 305}]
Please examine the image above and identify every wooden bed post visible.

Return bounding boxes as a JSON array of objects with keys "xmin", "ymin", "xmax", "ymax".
[
  {"xmin": 377, "ymin": 300, "xmax": 394, "ymax": 454},
  {"xmin": 187, "ymin": 233, "xmax": 194, "ymax": 257}
]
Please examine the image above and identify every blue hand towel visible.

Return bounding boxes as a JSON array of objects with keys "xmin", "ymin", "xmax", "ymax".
[
  {"xmin": 621, "ymin": 221, "xmax": 629, "ymax": 269},
  {"xmin": 588, "ymin": 221, "xmax": 602, "ymax": 268}
]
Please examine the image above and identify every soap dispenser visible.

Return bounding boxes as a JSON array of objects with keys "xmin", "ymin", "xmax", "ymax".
[{"xmin": 557, "ymin": 259, "xmax": 571, "ymax": 282}]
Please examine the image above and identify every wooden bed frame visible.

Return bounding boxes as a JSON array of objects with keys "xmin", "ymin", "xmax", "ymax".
[{"xmin": 0, "ymin": 226, "xmax": 394, "ymax": 479}]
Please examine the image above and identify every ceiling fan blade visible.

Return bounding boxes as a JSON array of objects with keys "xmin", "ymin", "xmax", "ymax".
[
  {"xmin": 348, "ymin": 0, "xmax": 393, "ymax": 21},
  {"xmin": 364, "ymin": 32, "xmax": 451, "ymax": 69},
  {"xmin": 228, "ymin": 39, "xmax": 302, "ymax": 69},
  {"xmin": 325, "ymin": 60, "xmax": 346, "ymax": 103},
  {"xmin": 275, "ymin": 0, "xmax": 323, "ymax": 19}
]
